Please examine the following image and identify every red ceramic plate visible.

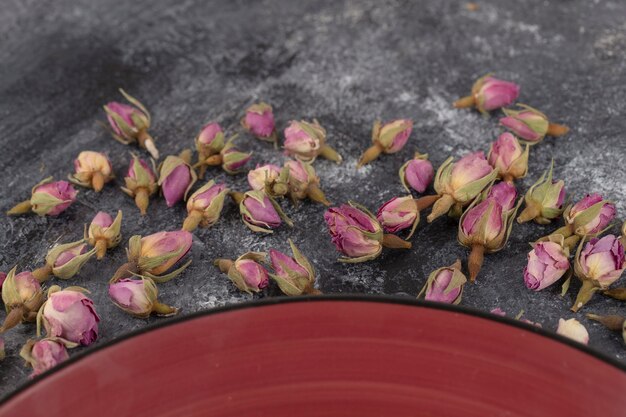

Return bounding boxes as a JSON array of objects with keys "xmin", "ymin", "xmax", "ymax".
[{"xmin": 2, "ymin": 296, "xmax": 625, "ymax": 417}]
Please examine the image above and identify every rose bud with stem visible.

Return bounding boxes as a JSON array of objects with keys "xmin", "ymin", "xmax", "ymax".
[
  {"xmin": 399, "ymin": 152, "xmax": 434, "ymax": 194},
  {"xmin": 7, "ymin": 178, "xmax": 77, "ymax": 217},
  {"xmin": 20, "ymin": 337, "xmax": 78, "ymax": 378},
  {"xmin": 194, "ymin": 122, "xmax": 227, "ymax": 179},
  {"xmin": 376, "ymin": 195, "xmax": 436, "ymax": 239},
  {"xmin": 556, "ymin": 318, "xmax": 589, "ymax": 345},
  {"xmin": 324, "ymin": 201, "xmax": 411, "ymax": 263},
  {"xmin": 196, "ymin": 134, "xmax": 252, "ymax": 175},
  {"xmin": 182, "ymin": 180, "xmax": 229, "ymax": 232},
  {"xmin": 357, "ymin": 119, "xmax": 412, "ymax": 168},
  {"xmin": 108, "ymin": 276, "xmax": 178, "ymax": 318},
  {"xmin": 248, "ymin": 164, "xmax": 290, "ymax": 199},
  {"xmin": 0, "ymin": 268, "xmax": 45, "ymax": 333},
  {"xmin": 524, "ymin": 234, "xmax": 570, "ymax": 291},
  {"xmin": 269, "ymin": 239, "xmax": 320, "ymax": 296},
  {"xmin": 571, "ymin": 235, "xmax": 625, "ymax": 312},
  {"xmin": 283, "ymin": 119, "xmax": 342, "ymax": 163},
  {"xmin": 158, "ymin": 150, "xmax": 197, "ymax": 207},
  {"xmin": 285, "ymin": 159, "xmax": 331, "ymax": 206},
  {"xmin": 121, "ymin": 154, "xmax": 158, "ymax": 216},
  {"xmin": 31, "ymin": 240, "xmax": 96, "ymax": 282},
  {"xmin": 417, "ymin": 259, "xmax": 467, "ymax": 304},
  {"xmin": 500, "ymin": 104, "xmax": 569, "ymax": 144},
  {"xmin": 85, "ymin": 211, "xmax": 123, "ymax": 260},
  {"xmin": 427, "ymin": 152, "xmax": 498, "ymax": 222},
  {"xmin": 214, "ymin": 252, "xmax": 270, "ymax": 294},
  {"xmin": 241, "ymin": 102, "xmax": 278, "ymax": 147},
  {"xmin": 487, "ymin": 133, "xmax": 529, "ymax": 183},
  {"xmin": 68, "ymin": 151, "xmax": 114, "ymax": 192},
  {"xmin": 103, "ymin": 88, "xmax": 159, "ymax": 159},
  {"xmin": 517, "ymin": 163, "xmax": 566, "ymax": 224},
  {"xmin": 586, "ymin": 313, "xmax": 626, "ymax": 345},
  {"xmin": 230, "ymin": 190, "xmax": 293, "ymax": 233},
  {"xmin": 453, "ymin": 74, "xmax": 520, "ymax": 115}
]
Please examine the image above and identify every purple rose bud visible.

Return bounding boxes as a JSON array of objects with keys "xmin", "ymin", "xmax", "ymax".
[
  {"xmin": 222, "ymin": 147, "xmax": 252, "ymax": 174},
  {"xmin": 248, "ymin": 164, "xmax": 281, "ymax": 191},
  {"xmin": 358, "ymin": 119, "xmax": 413, "ymax": 167},
  {"xmin": 487, "ymin": 133, "xmax": 528, "ymax": 182},
  {"xmin": 184, "ymin": 181, "xmax": 229, "ymax": 231},
  {"xmin": 140, "ymin": 230, "xmax": 193, "ymax": 276},
  {"xmin": 269, "ymin": 241, "xmax": 319, "ymax": 296},
  {"xmin": 556, "ymin": 318, "xmax": 589, "ymax": 345},
  {"xmin": 158, "ymin": 155, "xmax": 197, "ymax": 207},
  {"xmin": 524, "ymin": 241, "xmax": 570, "ymax": 291},
  {"xmin": 566, "ymin": 194, "xmax": 616, "ymax": 236},
  {"xmin": 235, "ymin": 259, "xmax": 270, "ymax": 291},
  {"xmin": 451, "ymin": 152, "xmax": 494, "ymax": 186},
  {"xmin": 242, "ymin": 193, "xmax": 282, "ymax": 229},
  {"xmin": 324, "ymin": 204, "xmax": 383, "ymax": 260},
  {"xmin": 400, "ymin": 154, "xmax": 434, "ymax": 194},
  {"xmin": 197, "ymin": 122, "xmax": 223, "ymax": 146},
  {"xmin": 242, "ymin": 102, "xmax": 276, "ymax": 142},
  {"xmin": 487, "ymin": 182, "xmax": 517, "ymax": 211},
  {"xmin": 454, "ymin": 74, "xmax": 520, "ymax": 114},
  {"xmin": 41, "ymin": 288, "xmax": 100, "ymax": 346},
  {"xmin": 108, "ymin": 277, "xmax": 177, "ymax": 318},
  {"xmin": 21, "ymin": 338, "xmax": 72, "ymax": 377},
  {"xmin": 91, "ymin": 211, "xmax": 113, "ymax": 228},
  {"xmin": 54, "ymin": 244, "xmax": 88, "ymax": 268},
  {"xmin": 500, "ymin": 104, "xmax": 569, "ymax": 144},
  {"xmin": 284, "ymin": 120, "xmax": 341, "ymax": 163},
  {"xmin": 418, "ymin": 260, "xmax": 466, "ymax": 304},
  {"xmin": 376, "ymin": 196, "xmax": 419, "ymax": 235},
  {"xmin": 460, "ymin": 198, "xmax": 503, "ymax": 243},
  {"xmin": 30, "ymin": 180, "xmax": 78, "ymax": 216}
]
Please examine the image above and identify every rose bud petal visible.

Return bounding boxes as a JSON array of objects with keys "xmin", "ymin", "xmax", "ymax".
[
  {"xmin": 69, "ymin": 151, "xmax": 114, "ymax": 192},
  {"xmin": 556, "ymin": 318, "xmax": 589, "ymax": 345},
  {"xmin": 517, "ymin": 163, "xmax": 566, "ymax": 224},
  {"xmin": 285, "ymin": 159, "xmax": 330, "ymax": 206},
  {"xmin": 376, "ymin": 196, "xmax": 420, "ymax": 238},
  {"xmin": 248, "ymin": 164, "xmax": 282, "ymax": 191},
  {"xmin": 86, "ymin": 210, "xmax": 123, "ymax": 260},
  {"xmin": 32, "ymin": 240, "xmax": 96, "ymax": 282},
  {"xmin": 20, "ymin": 337, "xmax": 77, "ymax": 378},
  {"xmin": 109, "ymin": 277, "xmax": 178, "ymax": 318},
  {"xmin": 8, "ymin": 177, "xmax": 79, "ymax": 217},
  {"xmin": 284, "ymin": 120, "xmax": 342, "ymax": 163},
  {"xmin": 158, "ymin": 155, "xmax": 197, "ymax": 207},
  {"xmin": 269, "ymin": 239, "xmax": 319, "ymax": 296},
  {"xmin": 487, "ymin": 133, "xmax": 529, "ymax": 183},
  {"xmin": 427, "ymin": 151, "xmax": 497, "ymax": 223},
  {"xmin": 121, "ymin": 154, "xmax": 158, "ymax": 216},
  {"xmin": 0, "ymin": 268, "xmax": 45, "ymax": 333},
  {"xmin": 418, "ymin": 259, "xmax": 466, "ymax": 304},
  {"xmin": 357, "ymin": 119, "xmax": 412, "ymax": 167},
  {"xmin": 103, "ymin": 89, "xmax": 158, "ymax": 159},
  {"xmin": 453, "ymin": 74, "xmax": 520, "ymax": 114},
  {"xmin": 230, "ymin": 190, "xmax": 293, "ymax": 234},
  {"xmin": 487, "ymin": 182, "xmax": 517, "ymax": 212},
  {"xmin": 242, "ymin": 102, "xmax": 277, "ymax": 145},
  {"xmin": 524, "ymin": 237, "xmax": 570, "ymax": 291},
  {"xmin": 183, "ymin": 181, "xmax": 229, "ymax": 232},
  {"xmin": 501, "ymin": 104, "xmax": 569, "ymax": 144},
  {"xmin": 215, "ymin": 252, "xmax": 269, "ymax": 294},
  {"xmin": 399, "ymin": 153, "xmax": 434, "ymax": 194}
]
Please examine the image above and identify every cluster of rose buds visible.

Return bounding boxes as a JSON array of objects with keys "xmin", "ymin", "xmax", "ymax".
[
  {"xmin": 517, "ymin": 163, "xmax": 566, "ymax": 224},
  {"xmin": 487, "ymin": 132, "xmax": 528, "ymax": 183},
  {"xmin": 69, "ymin": 151, "xmax": 114, "ymax": 192},
  {"xmin": 109, "ymin": 277, "xmax": 178, "ymax": 318},
  {"xmin": 556, "ymin": 318, "xmax": 589, "ymax": 345},
  {"xmin": 0, "ymin": 268, "xmax": 45, "ymax": 333},
  {"xmin": 194, "ymin": 124, "xmax": 252, "ymax": 177},
  {"xmin": 417, "ymin": 259, "xmax": 467, "ymax": 304},
  {"xmin": 121, "ymin": 154, "xmax": 158, "ymax": 215},
  {"xmin": 20, "ymin": 337, "xmax": 77, "ymax": 378},
  {"xmin": 399, "ymin": 152, "xmax": 434, "ymax": 194},
  {"xmin": 586, "ymin": 313, "xmax": 626, "ymax": 345},
  {"xmin": 453, "ymin": 74, "xmax": 520, "ymax": 114},
  {"xmin": 158, "ymin": 150, "xmax": 197, "ymax": 207},
  {"xmin": 183, "ymin": 181, "xmax": 229, "ymax": 232},
  {"xmin": 241, "ymin": 102, "xmax": 277, "ymax": 146},
  {"xmin": 357, "ymin": 119, "xmax": 412, "ymax": 168},
  {"xmin": 500, "ymin": 104, "xmax": 569, "ymax": 144},
  {"xmin": 7, "ymin": 178, "xmax": 78, "ymax": 217},
  {"xmin": 85, "ymin": 211, "xmax": 123, "ymax": 260},
  {"xmin": 284, "ymin": 120, "xmax": 342, "ymax": 163},
  {"xmin": 324, "ymin": 202, "xmax": 411, "ymax": 263},
  {"xmin": 230, "ymin": 190, "xmax": 293, "ymax": 233},
  {"xmin": 104, "ymin": 89, "xmax": 159, "ymax": 159}
]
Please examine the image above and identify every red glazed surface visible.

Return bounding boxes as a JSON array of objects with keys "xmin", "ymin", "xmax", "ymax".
[{"xmin": 2, "ymin": 297, "xmax": 625, "ymax": 417}]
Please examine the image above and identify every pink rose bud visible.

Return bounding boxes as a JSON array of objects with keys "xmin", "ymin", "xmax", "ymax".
[
  {"xmin": 517, "ymin": 164, "xmax": 566, "ymax": 224},
  {"xmin": 133, "ymin": 230, "xmax": 193, "ymax": 280},
  {"xmin": 222, "ymin": 146, "xmax": 253, "ymax": 174},
  {"xmin": 121, "ymin": 155, "xmax": 158, "ymax": 216},
  {"xmin": 109, "ymin": 277, "xmax": 178, "ymax": 318},
  {"xmin": 1, "ymin": 268, "xmax": 45, "ymax": 333},
  {"xmin": 399, "ymin": 153, "xmax": 434, "ymax": 194},
  {"xmin": 556, "ymin": 318, "xmax": 589, "ymax": 345},
  {"xmin": 248, "ymin": 164, "xmax": 281, "ymax": 191},
  {"xmin": 158, "ymin": 155, "xmax": 197, "ymax": 207},
  {"xmin": 487, "ymin": 182, "xmax": 517, "ymax": 211},
  {"xmin": 285, "ymin": 159, "xmax": 330, "ymax": 206},
  {"xmin": 357, "ymin": 119, "xmax": 412, "ymax": 167},
  {"xmin": 183, "ymin": 181, "xmax": 229, "ymax": 232},
  {"xmin": 487, "ymin": 133, "xmax": 529, "ymax": 183},
  {"xmin": 20, "ymin": 338, "xmax": 76, "ymax": 378},
  {"xmin": 453, "ymin": 74, "xmax": 520, "ymax": 114},
  {"xmin": 269, "ymin": 239, "xmax": 318, "ymax": 296},
  {"xmin": 524, "ymin": 238, "xmax": 570, "ymax": 291},
  {"xmin": 104, "ymin": 89, "xmax": 159, "ymax": 159},
  {"xmin": 418, "ymin": 259, "xmax": 466, "ymax": 304},
  {"xmin": 230, "ymin": 190, "xmax": 293, "ymax": 234},
  {"xmin": 284, "ymin": 120, "xmax": 342, "ymax": 163},
  {"xmin": 242, "ymin": 102, "xmax": 277, "ymax": 145},
  {"xmin": 565, "ymin": 194, "xmax": 616, "ymax": 237},
  {"xmin": 376, "ymin": 196, "xmax": 419, "ymax": 237},
  {"xmin": 8, "ymin": 178, "xmax": 79, "ymax": 217},
  {"xmin": 32, "ymin": 240, "xmax": 96, "ymax": 282},
  {"xmin": 39, "ymin": 286, "xmax": 100, "ymax": 346},
  {"xmin": 69, "ymin": 151, "xmax": 114, "ymax": 192},
  {"xmin": 87, "ymin": 211, "xmax": 123, "ymax": 260},
  {"xmin": 197, "ymin": 122, "xmax": 224, "ymax": 147},
  {"xmin": 215, "ymin": 253, "xmax": 269, "ymax": 294},
  {"xmin": 428, "ymin": 152, "xmax": 497, "ymax": 223},
  {"xmin": 500, "ymin": 104, "xmax": 569, "ymax": 144},
  {"xmin": 54, "ymin": 243, "xmax": 89, "ymax": 269}
]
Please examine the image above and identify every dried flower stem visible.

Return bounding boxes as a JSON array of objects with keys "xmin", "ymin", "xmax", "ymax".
[
  {"xmin": 110, "ymin": 261, "xmax": 139, "ymax": 283},
  {"xmin": 214, "ymin": 259, "xmax": 234, "ymax": 273},
  {"xmin": 135, "ymin": 187, "xmax": 150, "ymax": 216},
  {"xmin": 319, "ymin": 144, "xmax": 342, "ymax": 163},
  {"xmin": 229, "ymin": 191, "xmax": 245, "ymax": 205},
  {"xmin": 356, "ymin": 143, "xmax": 384, "ymax": 168},
  {"xmin": 152, "ymin": 301, "xmax": 179, "ymax": 316},
  {"xmin": 138, "ymin": 130, "xmax": 159, "ymax": 159},
  {"xmin": 32, "ymin": 265, "xmax": 53, "ymax": 282},
  {"xmin": 453, "ymin": 95, "xmax": 475, "ymax": 109},
  {"xmin": 571, "ymin": 280, "xmax": 598, "ymax": 312},
  {"xmin": 586, "ymin": 313, "xmax": 624, "ymax": 331},
  {"xmin": 306, "ymin": 184, "xmax": 331, "ymax": 206},
  {"xmin": 414, "ymin": 194, "xmax": 439, "ymax": 211},
  {"xmin": 6, "ymin": 200, "xmax": 32, "ymax": 216},
  {"xmin": 382, "ymin": 234, "xmax": 412, "ymax": 249},
  {"xmin": 92, "ymin": 172, "xmax": 105, "ymax": 192},
  {"xmin": 468, "ymin": 244, "xmax": 485, "ymax": 282},
  {"xmin": 0, "ymin": 306, "xmax": 25, "ymax": 333},
  {"xmin": 427, "ymin": 194, "xmax": 455, "ymax": 223},
  {"xmin": 182, "ymin": 210, "xmax": 203, "ymax": 232},
  {"xmin": 94, "ymin": 239, "xmax": 108, "ymax": 260},
  {"xmin": 547, "ymin": 123, "xmax": 569, "ymax": 137},
  {"xmin": 602, "ymin": 288, "xmax": 626, "ymax": 301},
  {"xmin": 517, "ymin": 204, "xmax": 540, "ymax": 223}
]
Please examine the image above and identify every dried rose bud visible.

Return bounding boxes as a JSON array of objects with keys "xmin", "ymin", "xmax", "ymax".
[
  {"xmin": 8, "ymin": 178, "xmax": 78, "ymax": 217},
  {"xmin": 215, "ymin": 252, "xmax": 269, "ymax": 294},
  {"xmin": 69, "ymin": 151, "xmax": 114, "ymax": 192},
  {"xmin": 517, "ymin": 164, "xmax": 565, "ymax": 224},
  {"xmin": 487, "ymin": 182, "xmax": 517, "ymax": 211},
  {"xmin": 0, "ymin": 268, "xmax": 45, "ymax": 333},
  {"xmin": 37, "ymin": 286, "xmax": 99, "ymax": 346},
  {"xmin": 586, "ymin": 313, "xmax": 626, "ymax": 345},
  {"xmin": 500, "ymin": 104, "xmax": 569, "ymax": 144},
  {"xmin": 399, "ymin": 152, "xmax": 434, "ymax": 194},
  {"xmin": 32, "ymin": 240, "xmax": 96, "ymax": 282},
  {"xmin": 109, "ymin": 277, "xmax": 178, "ymax": 318},
  {"xmin": 285, "ymin": 159, "xmax": 330, "ymax": 206},
  {"xmin": 86, "ymin": 211, "xmax": 123, "ymax": 260},
  {"xmin": 194, "ymin": 122, "xmax": 225, "ymax": 178},
  {"xmin": 376, "ymin": 196, "xmax": 420, "ymax": 238},
  {"xmin": 283, "ymin": 120, "xmax": 342, "ymax": 163},
  {"xmin": 324, "ymin": 202, "xmax": 411, "ymax": 263},
  {"xmin": 121, "ymin": 154, "xmax": 158, "ymax": 216},
  {"xmin": 357, "ymin": 119, "xmax": 412, "ymax": 167},
  {"xmin": 183, "ymin": 180, "xmax": 229, "ymax": 232},
  {"xmin": 230, "ymin": 190, "xmax": 293, "ymax": 234},
  {"xmin": 453, "ymin": 74, "xmax": 520, "ymax": 114},
  {"xmin": 269, "ymin": 239, "xmax": 319, "ymax": 296},
  {"xmin": 20, "ymin": 337, "xmax": 77, "ymax": 378},
  {"xmin": 248, "ymin": 164, "xmax": 289, "ymax": 198},
  {"xmin": 487, "ymin": 133, "xmax": 529, "ymax": 183},
  {"xmin": 556, "ymin": 318, "xmax": 589, "ymax": 345},
  {"xmin": 195, "ymin": 128, "xmax": 250, "ymax": 176},
  {"xmin": 241, "ymin": 102, "xmax": 277, "ymax": 146},
  {"xmin": 571, "ymin": 235, "xmax": 625, "ymax": 312},
  {"xmin": 524, "ymin": 235, "xmax": 570, "ymax": 291},
  {"xmin": 158, "ymin": 154, "xmax": 197, "ymax": 207},
  {"xmin": 417, "ymin": 259, "xmax": 466, "ymax": 304},
  {"xmin": 428, "ymin": 152, "xmax": 497, "ymax": 222},
  {"xmin": 104, "ymin": 89, "xmax": 159, "ymax": 159},
  {"xmin": 561, "ymin": 194, "xmax": 616, "ymax": 242}
]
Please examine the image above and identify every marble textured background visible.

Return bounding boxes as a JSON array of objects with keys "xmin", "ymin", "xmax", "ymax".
[{"xmin": 1, "ymin": 0, "xmax": 626, "ymax": 397}]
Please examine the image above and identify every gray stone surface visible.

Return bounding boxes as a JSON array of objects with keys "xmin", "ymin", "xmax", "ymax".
[{"xmin": 1, "ymin": 0, "xmax": 626, "ymax": 397}]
